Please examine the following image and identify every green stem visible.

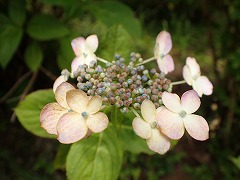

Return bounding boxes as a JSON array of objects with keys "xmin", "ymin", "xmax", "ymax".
[
  {"xmin": 97, "ymin": 57, "xmax": 109, "ymax": 64},
  {"xmin": 130, "ymin": 107, "xmax": 141, "ymax": 118},
  {"xmin": 136, "ymin": 57, "xmax": 155, "ymax": 66},
  {"xmin": 171, "ymin": 80, "xmax": 186, "ymax": 86}
]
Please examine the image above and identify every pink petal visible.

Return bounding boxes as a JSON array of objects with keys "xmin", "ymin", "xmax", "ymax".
[
  {"xmin": 146, "ymin": 129, "xmax": 171, "ymax": 154},
  {"xmin": 141, "ymin": 99, "xmax": 156, "ymax": 123},
  {"xmin": 162, "ymin": 92, "xmax": 181, "ymax": 113},
  {"xmin": 55, "ymin": 82, "xmax": 75, "ymax": 109},
  {"xmin": 183, "ymin": 114, "xmax": 209, "ymax": 141},
  {"xmin": 71, "ymin": 37, "xmax": 85, "ymax": 56},
  {"xmin": 157, "ymin": 108, "xmax": 184, "ymax": 140},
  {"xmin": 66, "ymin": 89, "xmax": 89, "ymax": 113},
  {"xmin": 192, "ymin": 81, "xmax": 203, "ymax": 97},
  {"xmin": 40, "ymin": 103, "xmax": 68, "ymax": 135},
  {"xmin": 157, "ymin": 54, "xmax": 174, "ymax": 74},
  {"xmin": 186, "ymin": 57, "xmax": 201, "ymax": 77},
  {"xmin": 86, "ymin": 112, "xmax": 108, "ymax": 133},
  {"xmin": 156, "ymin": 31, "xmax": 172, "ymax": 55},
  {"xmin": 181, "ymin": 90, "xmax": 200, "ymax": 114},
  {"xmin": 86, "ymin": 34, "xmax": 98, "ymax": 53},
  {"xmin": 57, "ymin": 112, "xmax": 88, "ymax": 144},
  {"xmin": 183, "ymin": 65, "xmax": 193, "ymax": 85},
  {"xmin": 196, "ymin": 76, "xmax": 213, "ymax": 96},
  {"xmin": 156, "ymin": 106, "xmax": 165, "ymax": 115},
  {"xmin": 84, "ymin": 53, "xmax": 97, "ymax": 66},
  {"xmin": 71, "ymin": 56, "xmax": 85, "ymax": 74},
  {"xmin": 132, "ymin": 117, "xmax": 152, "ymax": 139},
  {"xmin": 86, "ymin": 95, "xmax": 102, "ymax": 114},
  {"xmin": 53, "ymin": 75, "xmax": 67, "ymax": 93}
]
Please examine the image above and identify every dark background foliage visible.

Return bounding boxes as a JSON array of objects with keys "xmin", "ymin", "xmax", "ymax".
[{"xmin": 0, "ymin": 0, "xmax": 240, "ymax": 179}]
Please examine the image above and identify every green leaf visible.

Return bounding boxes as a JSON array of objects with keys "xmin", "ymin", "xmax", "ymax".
[
  {"xmin": 57, "ymin": 37, "xmax": 75, "ymax": 70},
  {"xmin": 8, "ymin": 0, "xmax": 26, "ymax": 26},
  {"xmin": 24, "ymin": 42, "xmax": 43, "ymax": 72},
  {"xmin": 111, "ymin": 105, "xmax": 123, "ymax": 133},
  {"xmin": 99, "ymin": 25, "xmax": 135, "ymax": 60},
  {"xmin": 66, "ymin": 126, "xmax": 123, "ymax": 180},
  {"xmin": 15, "ymin": 89, "xmax": 56, "ymax": 139},
  {"xmin": 89, "ymin": 1, "xmax": 142, "ymax": 38},
  {"xmin": 54, "ymin": 144, "xmax": 71, "ymax": 170},
  {"xmin": 119, "ymin": 112, "xmax": 154, "ymax": 155},
  {"xmin": 119, "ymin": 125, "xmax": 154, "ymax": 155},
  {"xmin": 0, "ymin": 13, "xmax": 23, "ymax": 68},
  {"xmin": 27, "ymin": 14, "xmax": 69, "ymax": 41},
  {"xmin": 230, "ymin": 156, "xmax": 240, "ymax": 170},
  {"xmin": 39, "ymin": 0, "xmax": 76, "ymax": 6}
]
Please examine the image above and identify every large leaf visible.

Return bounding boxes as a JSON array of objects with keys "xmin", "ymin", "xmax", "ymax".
[
  {"xmin": 15, "ymin": 89, "xmax": 56, "ymax": 138},
  {"xmin": 8, "ymin": 0, "xmax": 26, "ymax": 26},
  {"xmin": 27, "ymin": 14, "xmax": 69, "ymax": 41},
  {"xmin": 119, "ymin": 124, "xmax": 154, "ymax": 155},
  {"xmin": 0, "ymin": 13, "xmax": 23, "ymax": 68},
  {"xmin": 54, "ymin": 144, "xmax": 71, "ymax": 170},
  {"xmin": 57, "ymin": 36, "xmax": 75, "ymax": 70},
  {"xmin": 24, "ymin": 42, "xmax": 43, "ymax": 72},
  {"xmin": 99, "ymin": 25, "xmax": 135, "ymax": 60},
  {"xmin": 66, "ymin": 126, "xmax": 123, "ymax": 180},
  {"xmin": 89, "ymin": 1, "xmax": 142, "ymax": 38},
  {"xmin": 39, "ymin": 0, "xmax": 77, "ymax": 6},
  {"xmin": 111, "ymin": 105, "xmax": 123, "ymax": 133}
]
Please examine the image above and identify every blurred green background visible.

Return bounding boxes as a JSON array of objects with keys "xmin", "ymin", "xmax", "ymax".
[{"xmin": 0, "ymin": 0, "xmax": 240, "ymax": 179}]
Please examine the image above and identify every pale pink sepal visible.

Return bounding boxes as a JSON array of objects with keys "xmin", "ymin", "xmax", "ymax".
[
  {"xmin": 86, "ymin": 112, "xmax": 109, "ymax": 133},
  {"xmin": 86, "ymin": 96, "xmax": 102, "ymax": 114},
  {"xmin": 156, "ymin": 31, "xmax": 172, "ymax": 55},
  {"xmin": 181, "ymin": 90, "xmax": 200, "ymax": 114},
  {"xmin": 157, "ymin": 108, "xmax": 184, "ymax": 140},
  {"xmin": 162, "ymin": 92, "xmax": 181, "ymax": 113},
  {"xmin": 86, "ymin": 34, "xmax": 98, "ymax": 53},
  {"xmin": 141, "ymin": 99, "xmax": 156, "ymax": 123},
  {"xmin": 196, "ymin": 76, "xmax": 213, "ymax": 96},
  {"xmin": 157, "ymin": 54, "xmax": 174, "ymax": 74},
  {"xmin": 40, "ymin": 102, "xmax": 68, "ymax": 135},
  {"xmin": 183, "ymin": 65, "xmax": 193, "ymax": 85},
  {"xmin": 132, "ymin": 117, "xmax": 152, "ymax": 139},
  {"xmin": 146, "ymin": 129, "xmax": 171, "ymax": 155},
  {"xmin": 71, "ymin": 37, "xmax": 85, "ymax": 56},
  {"xmin": 71, "ymin": 56, "xmax": 85, "ymax": 74},
  {"xmin": 53, "ymin": 75, "xmax": 68, "ymax": 93},
  {"xmin": 183, "ymin": 114, "xmax": 209, "ymax": 141},
  {"xmin": 66, "ymin": 89, "xmax": 88, "ymax": 113},
  {"xmin": 57, "ymin": 112, "xmax": 88, "ymax": 144},
  {"xmin": 55, "ymin": 82, "xmax": 75, "ymax": 109},
  {"xmin": 186, "ymin": 57, "xmax": 200, "ymax": 76}
]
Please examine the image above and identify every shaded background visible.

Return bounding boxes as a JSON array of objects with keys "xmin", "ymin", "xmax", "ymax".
[{"xmin": 1, "ymin": 0, "xmax": 240, "ymax": 179}]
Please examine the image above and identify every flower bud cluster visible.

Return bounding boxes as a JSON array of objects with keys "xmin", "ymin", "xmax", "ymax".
[{"xmin": 75, "ymin": 53, "xmax": 172, "ymax": 112}]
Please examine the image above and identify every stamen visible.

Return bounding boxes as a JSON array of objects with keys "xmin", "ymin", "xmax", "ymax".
[
  {"xmin": 81, "ymin": 111, "xmax": 88, "ymax": 117},
  {"xmin": 179, "ymin": 110, "xmax": 187, "ymax": 118},
  {"xmin": 150, "ymin": 121, "xmax": 157, "ymax": 129}
]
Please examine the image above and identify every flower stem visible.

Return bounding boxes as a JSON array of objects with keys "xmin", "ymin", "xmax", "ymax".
[
  {"xmin": 130, "ymin": 107, "xmax": 141, "ymax": 118},
  {"xmin": 97, "ymin": 57, "xmax": 109, "ymax": 64},
  {"xmin": 171, "ymin": 80, "xmax": 186, "ymax": 86},
  {"xmin": 136, "ymin": 57, "xmax": 155, "ymax": 66}
]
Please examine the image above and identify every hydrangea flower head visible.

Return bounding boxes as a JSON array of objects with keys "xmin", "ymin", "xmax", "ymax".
[
  {"xmin": 132, "ymin": 99, "xmax": 170, "ymax": 154},
  {"xmin": 71, "ymin": 34, "xmax": 99, "ymax": 74},
  {"xmin": 183, "ymin": 57, "xmax": 213, "ymax": 97},
  {"xmin": 157, "ymin": 90, "xmax": 209, "ymax": 141},
  {"xmin": 40, "ymin": 82, "xmax": 108, "ymax": 144},
  {"xmin": 154, "ymin": 31, "xmax": 174, "ymax": 74}
]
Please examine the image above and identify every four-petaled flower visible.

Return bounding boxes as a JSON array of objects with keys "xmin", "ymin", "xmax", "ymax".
[
  {"xmin": 132, "ymin": 99, "xmax": 171, "ymax": 154},
  {"xmin": 71, "ymin": 34, "xmax": 99, "ymax": 74},
  {"xmin": 183, "ymin": 57, "xmax": 213, "ymax": 97},
  {"xmin": 40, "ymin": 82, "xmax": 108, "ymax": 144},
  {"xmin": 157, "ymin": 90, "xmax": 209, "ymax": 141},
  {"xmin": 154, "ymin": 31, "xmax": 174, "ymax": 74}
]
